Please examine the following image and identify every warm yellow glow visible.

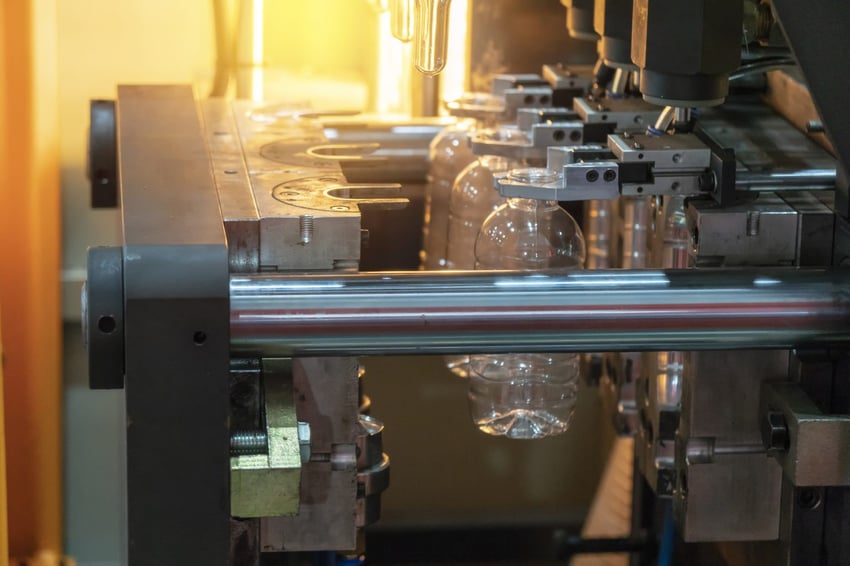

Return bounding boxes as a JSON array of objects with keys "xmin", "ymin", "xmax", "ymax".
[
  {"xmin": 376, "ymin": 9, "xmax": 413, "ymax": 115},
  {"xmin": 439, "ymin": 0, "xmax": 468, "ymax": 110},
  {"xmin": 252, "ymin": 2, "xmax": 376, "ymax": 110},
  {"xmin": 251, "ymin": 0, "xmax": 264, "ymax": 101}
]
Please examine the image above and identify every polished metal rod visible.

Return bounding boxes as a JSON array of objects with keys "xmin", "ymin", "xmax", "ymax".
[
  {"xmin": 736, "ymin": 168, "xmax": 836, "ymax": 192},
  {"xmin": 230, "ymin": 269, "xmax": 850, "ymax": 356}
]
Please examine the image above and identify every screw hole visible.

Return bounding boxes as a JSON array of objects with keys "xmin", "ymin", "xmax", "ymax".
[
  {"xmin": 637, "ymin": 186, "xmax": 644, "ymax": 193},
  {"xmin": 601, "ymin": 114, "xmax": 608, "ymax": 121},
  {"xmin": 603, "ymin": 169, "xmax": 617, "ymax": 182},
  {"xmin": 95, "ymin": 168, "xmax": 110, "ymax": 185},
  {"xmin": 569, "ymin": 130, "xmax": 582, "ymax": 142},
  {"xmin": 638, "ymin": 153, "xmax": 645, "ymax": 160},
  {"xmin": 586, "ymin": 170, "xmax": 600, "ymax": 182},
  {"xmin": 98, "ymin": 315, "xmax": 116, "ymax": 334},
  {"xmin": 523, "ymin": 94, "xmax": 534, "ymax": 104},
  {"xmin": 797, "ymin": 488, "xmax": 822, "ymax": 510},
  {"xmin": 553, "ymin": 130, "xmax": 566, "ymax": 142},
  {"xmin": 540, "ymin": 95, "xmax": 551, "ymax": 105},
  {"xmin": 194, "ymin": 331, "xmax": 208, "ymax": 345}
]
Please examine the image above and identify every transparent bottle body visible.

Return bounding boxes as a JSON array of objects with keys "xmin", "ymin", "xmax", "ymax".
[
  {"xmin": 468, "ymin": 199, "xmax": 586, "ymax": 439},
  {"xmin": 444, "ymin": 154, "xmax": 518, "ymax": 270},
  {"xmin": 442, "ymin": 153, "xmax": 516, "ymax": 377},
  {"xmin": 420, "ymin": 118, "xmax": 477, "ymax": 270}
]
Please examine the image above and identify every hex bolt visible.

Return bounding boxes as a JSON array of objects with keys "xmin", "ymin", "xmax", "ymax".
[
  {"xmin": 231, "ymin": 422, "xmax": 311, "ymax": 463},
  {"xmin": 762, "ymin": 410, "xmax": 789, "ymax": 453},
  {"xmin": 230, "ymin": 431, "xmax": 268, "ymax": 456},
  {"xmin": 298, "ymin": 421, "xmax": 312, "ymax": 463},
  {"xmin": 586, "ymin": 170, "xmax": 600, "ymax": 183}
]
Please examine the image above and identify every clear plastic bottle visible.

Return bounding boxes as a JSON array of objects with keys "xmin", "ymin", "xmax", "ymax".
[
  {"xmin": 421, "ymin": 118, "xmax": 477, "ymax": 270},
  {"xmin": 421, "ymin": 93, "xmax": 505, "ymax": 271},
  {"xmin": 444, "ymin": 128, "xmax": 528, "ymax": 270},
  {"xmin": 467, "ymin": 195, "xmax": 586, "ymax": 439},
  {"xmin": 442, "ymin": 128, "xmax": 525, "ymax": 378}
]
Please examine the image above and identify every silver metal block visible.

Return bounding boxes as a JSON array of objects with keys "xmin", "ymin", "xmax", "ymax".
[
  {"xmin": 260, "ymin": 357, "xmax": 360, "ymax": 551},
  {"xmin": 761, "ymin": 382, "xmax": 850, "ymax": 487},
  {"xmin": 674, "ymin": 351, "xmax": 788, "ymax": 542},
  {"xmin": 574, "ymin": 96, "xmax": 663, "ymax": 131},
  {"xmin": 688, "ymin": 194, "xmax": 799, "ymax": 267},
  {"xmin": 609, "ymin": 132, "xmax": 712, "ymax": 169}
]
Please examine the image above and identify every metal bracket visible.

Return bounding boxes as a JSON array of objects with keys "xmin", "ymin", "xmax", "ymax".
[
  {"xmin": 231, "ymin": 359, "xmax": 304, "ymax": 518},
  {"xmin": 495, "ymin": 145, "xmax": 619, "ymax": 201},
  {"xmin": 761, "ymin": 381, "xmax": 850, "ymax": 486},
  {"xmin": 84, "ymin": 246, "xmax": 125, "ymax": 389},
  {"xmin": 89, "ymin": 100, "xmax": 118, "ymax": 208}
]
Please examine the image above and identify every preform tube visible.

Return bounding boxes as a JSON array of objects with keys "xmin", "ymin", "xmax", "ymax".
[
  {"xmin": 391, "ymin": 0, "xmax": 415, "ymax": 41},
  {"xmin": 414, "ymin": 0, "xmax": 452, "ymax": 75}
]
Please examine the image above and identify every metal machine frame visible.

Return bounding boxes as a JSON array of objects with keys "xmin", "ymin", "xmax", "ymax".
[{"xmin": 81, "ymin": 2, "xmax": 850, "ymax": 564}]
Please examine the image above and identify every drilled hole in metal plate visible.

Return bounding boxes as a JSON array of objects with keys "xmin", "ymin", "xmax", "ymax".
[
  {"xmin": 98, "ymin": 315, "xmax": 116, "ymax": 334},
  {"xmin": 194, "ymin": 331, "xmax": 208, "ymax": 345},
  {"xmin": 95, "ymin": 168, "xmax": 110, "ymax": 185}
]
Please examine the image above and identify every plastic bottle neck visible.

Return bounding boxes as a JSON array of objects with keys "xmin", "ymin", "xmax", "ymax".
[
  {"xmin": 506, "ymin": 198, "xmax": 560, "ymax": 211},
  {"xmin": 479, "ymin": 154, "xmax": 518, "ymax": 171}
]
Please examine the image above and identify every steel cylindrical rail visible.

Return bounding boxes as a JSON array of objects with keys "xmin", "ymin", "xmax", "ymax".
[
  {"xmin": 230, "ymin": 269, "xmax": 850, "ymax": 356},
  {"xmin": 735, "ymin": 168, "xmax": 836, "ymax": 192}
]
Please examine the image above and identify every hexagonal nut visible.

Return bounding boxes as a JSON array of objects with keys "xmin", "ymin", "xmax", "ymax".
[
  {"xmin": 632, "ymin": 0, "xmax": 742, "ymax": 75},
  {"xmin": 297, "ymin": 421, "xmax": 311, "ymax": 463},
  {"xmin": 761, "ymin": 411, "xmax": 789, "ymax": 453}
]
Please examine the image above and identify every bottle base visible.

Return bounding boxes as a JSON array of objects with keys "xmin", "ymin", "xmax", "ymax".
[{"xmin": 474, "ymin": 409, "xmax": 571, "ymax": 439}]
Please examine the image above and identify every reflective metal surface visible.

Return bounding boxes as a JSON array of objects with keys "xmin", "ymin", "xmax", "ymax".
[
  {"xmin": 230, "ymin": 269, "xmax": 850, "ymax": 356},
  {"xmin": 736, "ymin": 169, "xmax": 836, "ymax": 192}
]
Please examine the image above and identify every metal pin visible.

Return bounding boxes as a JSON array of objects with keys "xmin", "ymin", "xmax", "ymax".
[
  {"xmin": 747, "ymin": 211, "xmax": 761, "ymax": 236},
  {"xmin": 299, "ymin": 215, "xmax": 314, "ymax": 245}
]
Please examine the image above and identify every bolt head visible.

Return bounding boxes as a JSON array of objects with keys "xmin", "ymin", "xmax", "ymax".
[
  {"xmin": 762, "ymin": 411, "xmax": 789, "ymax": 453},
  {"xmin": 297, "ymin": 421, "xmax": 312, "ymax": 463}
]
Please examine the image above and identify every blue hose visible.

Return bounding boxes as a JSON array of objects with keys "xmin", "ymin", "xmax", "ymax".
[{"xmin": 658, "ymin": 501, "xmax": 675, "ymax": 566}]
